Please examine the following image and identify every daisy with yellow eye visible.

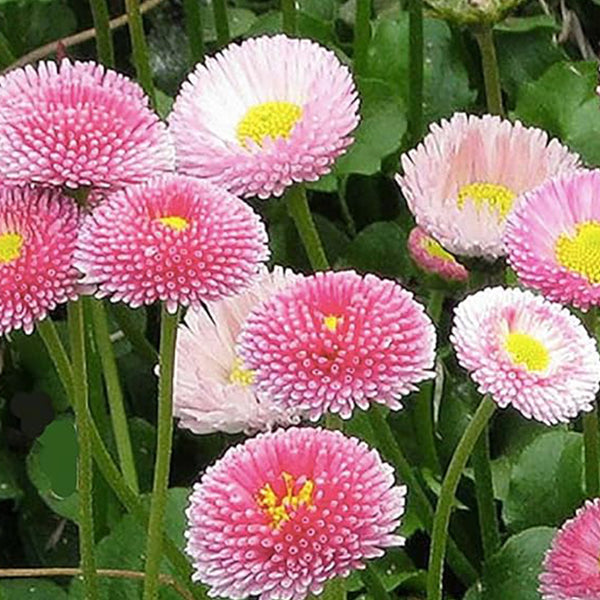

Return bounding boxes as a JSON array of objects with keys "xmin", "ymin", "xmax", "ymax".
[
  {"xmin": 169, "ymin": 35, "xmax": 359, "ymax": 200},
  {"xmin": 451, "ymin": 286, "xmax": 600, "ymax": 425},
  {"xmin": 397, "ymin": 113, "xmax": 580, "ymax": 259}
]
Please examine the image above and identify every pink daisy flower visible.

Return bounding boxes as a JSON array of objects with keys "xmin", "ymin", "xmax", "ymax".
[
  {"xmin": 237, "ymin": 270, "xmax": 436, "ymax": 421},
  {"xmin": 451, "ymin": 286, "xmax": 600, "ymax": 425},
  {"xmin": 407, "ymin": 226, "xmax": 469, "ymax": 282},
  {"xmin": 75, "ymin": 174, "xmax": 269, "ymax": 313},
  {"xmin": 397, "ymin": 113, "xmax": 580, "ymax": 259},
  {"xmin": 0, "ymin": 59, "xmax": 173, "ymax": 190},
  {"xmin": 0, "ymin": 186, "xmax": 79, "ymax": 336},
  {"xmin": 174, "ymin": 266, "xmax": 303, "ymax": 434},
  {"xmin": 186, "ymin": 426, "xmax": 406, "ymax": 600},
  {"xmin": 540, "ymin": 498, "xmax": 600, "ymax": 600},
  {"xmin": 505, "ymin": 170, "xmax": 600, "ymax": 310},
  {"xmin": 169, "ymin": 35, "xmax": 359, "ymax": 200}
]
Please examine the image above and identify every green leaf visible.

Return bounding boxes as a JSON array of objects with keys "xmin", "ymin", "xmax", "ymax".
[
  {"xmin": 335, "ymin": 78, "xmax": 406, "ymax": 176},
  {"xmin": 0, "ymin": 448, "xmax": 22, "ymax": 501},
  {"xmin": 513, "ymin": 61, "xmax": 600, "ymax": 166},
  {"xmin": 345, "ymin": 550, "xmax": 418, "ymax": 592},
  {"xmin": 338, "ymin": 221, "xmax": 413, "ymax": 278},
  {"xmin": 0, "ymin": 579, "xmax": 68, "ymax": 599},
  {"xmin": 503, "ymin": 430, "xmax": 584, "ymax": 533},
  {"xmin": 129, "ymin": 418, "xmax": 156, "ymax": 494},
  {"xmin": 479, "ymin": 528, "xmax": 556, "ymax": 599}
]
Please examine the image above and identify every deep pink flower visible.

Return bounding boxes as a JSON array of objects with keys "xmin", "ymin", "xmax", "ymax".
[
  {"xmin": 0, "ymin": 59, "xmax": 173, "ymax": 190},
  {"xmin": 75, "ymin": 174, "xmax": 269, "ymax": 313},
  {"xmin": 169, "ymin": 35, "xmax": 359, "ymax": 199},
  {"xmin": 540, "ymin": 499, "xmax": 600, "ymax": 599},
  {"xmin": 238, "ymin": 270, "xmax": 436, "ymax": 421},
  {"xmin": 186, "ymin": 427, "xmax": 406, "ymax": 600},
  {"xmin": 0, "ymin": 186, "xmax": 79, "ymax": 336}
]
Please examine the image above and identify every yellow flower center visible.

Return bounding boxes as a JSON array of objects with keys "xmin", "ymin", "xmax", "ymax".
[
  {"xmin": 257, "ymin": 472, "xmax": 315, "ymax": 530},
  {"xmin": 0, "ymin": 232, "xmax": 23, "ymax": 264},
  {"xmin": 456, "ymin": 182, "xmax": 516, "ymax": 219},
  {"xmin": 323, "ymin": 315, "xmax": 340, "ymax": 332},
  {"xmin": 555, "ymin": 221, "xmax": 600, "ymax": 284},
  {"xmin": 236, "ymin": 101, "xmax": 303, "ymax": 148},
  {"xmin": 157, "ymin": 216, "xmax": 189, "ymax": 232},
  {"xmin": 505, "ymin": 332, "xmax": 550, "ymax": 372},
  {"xmin": 228, "ymin": 357, "xmax": 255, "ymax": 387},
  {"xmin": 422, "ymin": 236, "xmax": 458, "ymax": 264}
]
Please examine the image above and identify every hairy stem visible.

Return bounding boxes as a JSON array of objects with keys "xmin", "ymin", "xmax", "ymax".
[
  {"xmin": 473, "ymin": 25, "xmax": 504, "ymax": 116},
  {"xmin": 89, "ymin": 0, "xmax": 115, "ymax": 66}
]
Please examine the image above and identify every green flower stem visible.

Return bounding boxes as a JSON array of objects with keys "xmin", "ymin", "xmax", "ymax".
[
  {"xmin": 353, "ymin": 0, "xmax": 371, "ymax": 74},
  {"xmin": 408, "ymin": 0, "xmax": 424, "ymax": 143},
  {"xmin": 360, "ymin": 563, "xmax": 391, "ymax": 600},
  {"xmin": 426, "ymin": 396, "xmax": 496, "ymax": 600},
  {"xmin": 584, "ymin": 308, "xmax": 599, "ymax": 497},
  {"xmin": 143, "ymin": 306, "xmax": 181, "ymax": 600},
  {"xmin": 183, "ymin": 0, "xmax": 204, "ymax": 63},
  {"xmin": 286, "ymin": 185, "xmax": 329, "ymax": 271},
  {"xmin": 67, "ymin": 300, "xmax": 99, "ymax": 600},
  {"xmin": 471, "ymin": 423, "xmax": 500, "ymax": 559},
  {"xmin": 212, "ymin": 0, "xmax": 230, "ymax": 47},
  {"xmin": 90, "ymin": 299, "xmax": 139, "ymax": 494},
  {"xmin": 367, "ymin": 408, "xmax": 478, "ymax": 586},
  {"xmin": 38, "ymin": 317, "xmax": 204, "ymax": 600},
  {"xmin": 89, "ymin": 0, "xmax": 115, "ymax": 67},
  {"xmin": 473, "ymin": 25, "xmax": 504, "ymax": 117},
  {"xmin": 281, "ymin": 0, "xmax": 297, "ymax": 36},
  {"xmin": 125, "ymin": 0, "xmax": 156, "ymax": 106},
  {"xmin": 110, "ymin": 302, "xmax": 158, "ymax": 364}
]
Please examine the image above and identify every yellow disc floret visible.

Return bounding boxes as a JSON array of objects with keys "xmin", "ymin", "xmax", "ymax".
[
  {"xmin": 422, "ymin": 237, "xmax": 458, "ymax": 263},
  {"xmin": 157, "ymin": 216, "xmax": 189, "ymax": 231},
  {"xmin": 0, "ymin": 232, "xmax": 23, "ymax": 264},
  {"xmin": 323, "ymin": 315, "xmax": 340, "ymax": 332},
  {"xmin": 505, "ymin": 332, "xmax": 550, "ymax": 372},
  {"xmin": 257, "ymin": 472, "xmax": 315, "ymax": 529},
  {"xmin": 229, "ymin": 357, "xmax": 255, "ymax": 387},
  {"xmin": 237, "ymin": 101, "xmax": 303, "ymax": 148},
  {"xmin": 555, "ymin": 221, "xmax": 600, "ymax": 284},
  {"xmin": 457, "ymin": 182, "xmax": 516, "ymax": 220}
]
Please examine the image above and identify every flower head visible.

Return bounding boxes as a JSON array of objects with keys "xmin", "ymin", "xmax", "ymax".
[
  {"xmin": 407, "ymin": 226, "xmax": 469, "ymax": 282},
  {"xmin": 169, "ymin": 35, "xmax": 359, "ymax": 199},
  {"xmin": 186, "ymin": 427, "xmax": 406, "ymax": 600},
  {"xmin": 505, "ymin": 170, "xmax": 600, "ymax": 310},
  {"xmin": 451, "ymin": 286, "xmax": 600, "ymax": 424},
  {"xmin": 540, "ymin": 499, "xmax": 600, "ymax": 600},
  {"xmin": 0, "ymin": 59, "xmax": 173, "ymax": 190},
  {"xmin": 175, "ymin": 267, "xmax": 302, "ymax": 434},
  {"xmin": 0, "ymin": 186, "xmax": 79, "ymax": 336},
  {"xmin": 75, "ymin": 174, "xmax": 269, "ymax": 313},
  {"xmin": 238, "ymin": 270, "xmax": 436, "ymax": 421},
  {"xmin": 397, "ymin": 113, "xmax": 580, "ymax": 259}
]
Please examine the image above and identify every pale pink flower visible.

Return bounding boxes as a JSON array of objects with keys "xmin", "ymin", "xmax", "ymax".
[
  {"xmin": 75, "ymin": 174, "xmax": 269, "ymax": 313},
  {"xmin": 174, "ymin": 267, "xmax": 302, "ymax": 434},
  {"xmin": 186, "ymin": 427, "xmax": 406, "ymax": 600},
  {"xmin": 0, "ymin": 186, "xmax": 79, "ymax": 336},
  {"xmin": 505, "ymin": 170, "xmax": 600, "ymax": 310},
  {"xmin": 169, "ymin": 35, "xmax": 359, "ymax": 199},
  {"xmin": 540, "ymin": 498, "xmax": 600, "ymax": 600},
  {"xmin": 0, "ymin": 59, "xmax": 173, "ymax": 190},
  {"xmin": 238, "ymin": 270, "xmax": 436, "ymax": 421},
  {"xmin": 451, "ymin": 286, "xmax": 600, "ymax": 424},
  {"xmin": 397, "ymin": 113, "xmax": 580, "ymax": 259},
  {"xmin": 407, "ymin": 226, "xmax": 468, "ymax": 282}
]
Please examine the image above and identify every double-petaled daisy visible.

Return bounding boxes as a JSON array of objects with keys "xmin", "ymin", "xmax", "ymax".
[
  {"xmin": 186, "ymin": 427, "xmax": 406, "ymax": 600},
  {"xmin": 169, "ymin": 35, "xmax": 359, "ymax": 199},
  {"xmin": 451, "ymin": 286, "xmax": 600, "ymax": 424},
  {"xmin": 397, "ymin": 113, "xmax": 580, "ymax": 259}
]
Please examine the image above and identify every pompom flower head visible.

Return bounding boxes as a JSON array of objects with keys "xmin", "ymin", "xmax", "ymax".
[
  {"xmin": 75, "ymin": 174, "xmax": 269, "ymax": 313},
  {"xmin": 169, "ymin": 35, "xmax": 359, "ymax": 199},
  {"xmin": 540, "ymin": 498, "xmax": 600, "ymax": 600},
  {"xmin": 0, "ymin": 186, "xmax": 79, "ymax": 336},
  {"xmin": 174, "ymin": 267, "xmax": 301, "ymax": 434},
  {"xmin": 186, "ymin": 427, "xmax": 406, "ymax": 600},
  {"xmin": 0, "ymin": 59, "xmax": 173, "ymax": 190},
  {"xmin": 238, "ymin": 270, "xmax": 436, "ymax": 421},
  {"xmin": 407, "ymin": 226, "xmax": 468, "ymax": 282},
  {"xmin": 397, "ymin": 113, "xmax": 580, "ymax": 259},
  {"xmin": 451, "ymin": 286, "xmax": 600, "ymax": 424},
  {"xmin": 505, "ymin": 170, "xmax": 600, "ymax": 310}
]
